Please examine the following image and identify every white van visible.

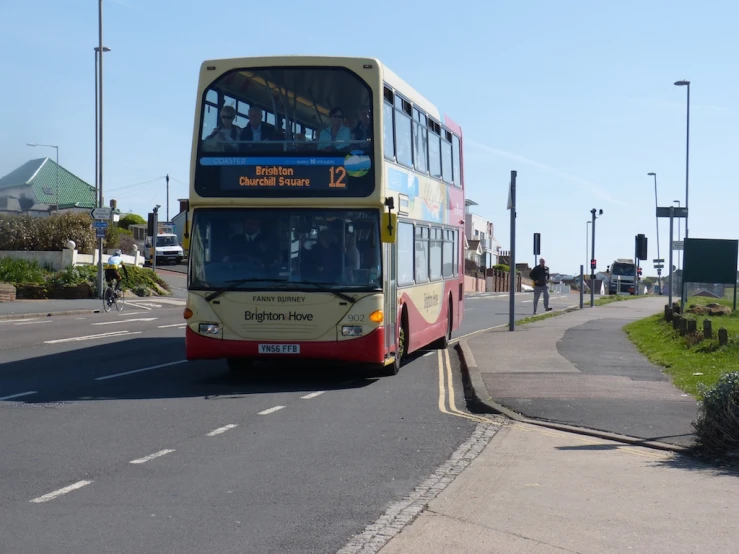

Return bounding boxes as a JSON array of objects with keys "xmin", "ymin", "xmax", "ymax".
[{"xmin": 130, "ymin": 224, "xmax": 184, "ymax": 265}]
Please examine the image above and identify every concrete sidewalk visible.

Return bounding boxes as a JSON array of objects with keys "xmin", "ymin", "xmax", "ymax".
[
  {"xmin": 462, "ymin": 297, "xmax": 698, "ymax": 448},
  {"xmin": 378, "ymin": 421, "xmax": 739, "ymax": 554},
  {"xmin": 0, "ymin": 299, "xmax": 102, "ymax": 320}
]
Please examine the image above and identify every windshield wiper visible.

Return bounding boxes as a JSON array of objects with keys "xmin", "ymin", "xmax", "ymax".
[
  {"xmin": 286, "ymin": 281, "xmax": 357, "ymax": 304},
  {"xmin": 204, "ymin": 278, "xmax": 288, "ymax": 302}
]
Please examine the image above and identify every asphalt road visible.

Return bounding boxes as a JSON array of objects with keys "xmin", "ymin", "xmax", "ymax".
[
  {"xmin": 0, "ymin": 304, "xmax": 483, "ymax": 554},
  {"xmin": 455, "ymin": 290, "xmax": 577, "ymax": 341}
]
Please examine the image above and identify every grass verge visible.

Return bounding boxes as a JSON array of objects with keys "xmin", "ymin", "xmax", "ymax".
[
  {"xmin": 624, "ymin": 296, "xmax": 739, "ymax": 397},
  {"xmin": 595, "ymin": 293, "xmax": 655, "ymax": 307}
]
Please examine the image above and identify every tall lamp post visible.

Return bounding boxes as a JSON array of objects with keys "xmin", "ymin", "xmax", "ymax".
[
  {"xmin": 589, "ymin": 208, "xmax": 603, "ymax": 307},
  {"xmin": 26, "ymin": 143, "xmax": 59, "ymax": 212},
  {"xmin": 674, "ymin": 80, "xmax": 690, "ymax": 307},
  {"xmin": 95, "ymin": 0, "xmax": 107, "ymax": 299},
  {"xmin": 674, "ymin": 199, "xmax": 682, "ymax": 292},
  {"xmin": 94, "ymin": 46, "xmax": 110, "ymax": 206},
  {"xmin": 647, "ymin": 172, "xmax": 661, "ymax": 294},
  {"xmin": 585, "ymin": 221, "xmax": 591, "ymax": 276}
]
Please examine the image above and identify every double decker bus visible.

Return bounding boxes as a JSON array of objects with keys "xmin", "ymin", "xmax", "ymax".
[{"xmin": 184, "ymin": 56, "xmax": 466, "ymax": 375}]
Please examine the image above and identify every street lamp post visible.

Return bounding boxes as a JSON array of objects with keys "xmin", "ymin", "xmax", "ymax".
[
  {"xmin": 26, "ymin": 143, "xmax": 59, "ymax": 212},
  {"xmin": 674, "ymin": 80, "xmax": 690, "ymax": 307},
  {"xmin": 648, "ymin": 172, "xmax": 661, "ymax": 294},
  {"xmin": 95, "ymin": 0, "xmax": 107, "ymax": 299},
  {"xmin": 585, "ymin": 221, "xmax": 591, "ymax": 274},
  {"xmin": 94, "ymin": 46, "xmax": 110, "ymax": 206},
  {"xmin": 590, "ymin": 208, "xmax": 603, "ymax": 308},
  {"xmin": 674, "ymin": 199, "xmax": 682, "ymax": 292}
]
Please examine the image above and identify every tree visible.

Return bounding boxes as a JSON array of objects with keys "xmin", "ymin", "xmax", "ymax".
[{"xmin": 117, "ymin": 213, "xmax": 146, "ymax": 231}]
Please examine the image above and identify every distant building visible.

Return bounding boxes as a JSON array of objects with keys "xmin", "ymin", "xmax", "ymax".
[
  {"xmin": 465, "ymin": 199, "xmax": 500, "ymax": 269},
  {"xmin": 0, "ymin": 158, "xmax": 96, "ymax": 217}
]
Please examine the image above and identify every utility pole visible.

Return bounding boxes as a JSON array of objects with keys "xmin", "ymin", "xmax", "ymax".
[{"xmin": 166, "ymin": 174, "xmax": 170, "ymax": 223}]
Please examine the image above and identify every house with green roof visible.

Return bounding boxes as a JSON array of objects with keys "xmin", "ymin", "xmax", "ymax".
[{"xmin": 0, "ymin": 158, "xmax": 96, "ymax": 216}]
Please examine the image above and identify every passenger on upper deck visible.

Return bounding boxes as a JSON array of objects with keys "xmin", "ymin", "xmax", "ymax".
[
  {"xmin": 317, "ymin": 107, "xmax": 351, "ymax": 152},
  {"xmin": 202, "ymin": 105, "xmax": 241, "ymax": 152},
  {"xmin": 239, "ymin": 106, "xmax": 276, "ymax": 152},
  {"xmin": 351, "ymin": 106, "xmax": 373, "ymax": 146}
]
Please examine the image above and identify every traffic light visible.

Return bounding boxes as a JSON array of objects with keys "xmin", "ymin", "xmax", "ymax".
[
  {"xmin": 590, "ymin": 259, "xmax": 597, "ymax": 269},
  {"xmin": 636, "ymin": 234, "xmax": 648, "ymax": 261},
  {"xmin": 533, "ymin": 233, "xmax": 541, "ymax": 256},
  {"xmin": 637, "ymin": 267, "xmax": 643, "ymax": 277},
  {"xmin": 147, "ymin": 212, "xmax": 155, "ymax": 237}
]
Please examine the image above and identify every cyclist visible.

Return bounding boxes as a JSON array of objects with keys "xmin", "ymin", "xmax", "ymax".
[{"xmin": 104, "ymin": 250, "xmax": 129, "ymax": 294}]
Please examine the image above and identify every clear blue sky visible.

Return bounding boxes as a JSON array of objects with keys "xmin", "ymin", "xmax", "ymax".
[{"xmin": 2, "ymin": 0, "xmax": 737, "ymax": 276}]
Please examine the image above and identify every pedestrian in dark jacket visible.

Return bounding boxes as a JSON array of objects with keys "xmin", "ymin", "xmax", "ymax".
[{"xmin": 529, "ymin": 258, "xmax": 553, "ymax": 315}]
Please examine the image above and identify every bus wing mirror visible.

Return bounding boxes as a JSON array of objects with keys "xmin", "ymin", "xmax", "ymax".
[{"xmin": 381, "ymin": 213, "xmax": 397, "ymax": 243}]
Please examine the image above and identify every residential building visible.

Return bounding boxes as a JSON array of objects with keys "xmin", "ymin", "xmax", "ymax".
[
  {"xmin": 464, "ymin": 199, "xmax": 500, "ymax": 269},
  {"xmin": 0, "ymin": 158, "xmax": 96, "ymax": 217}
]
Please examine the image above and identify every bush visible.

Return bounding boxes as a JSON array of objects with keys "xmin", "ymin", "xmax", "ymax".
[
  {"xmin": 694, "ymin": 372, "xmax": 739, "ymax": 456},
  {"xmin": 105, "ymin": 226, "xmax": 133, "ymax": 251},
  {"xmin": 0, "ymin": 257, "xmax": 47, "ymax": 284},
  {"xmin": 117, "ymin": 213, "xmax": 146, "ymax": 231},
  {"xmin": 123, "ymin": 265, "xmax": 171, "ymax": 294},
  {"xmin": 0, "ymin": 213, "xmax": 96, "ymax": 252},
  {"xmin": 48, "ymin": 265, "xmax": 98, "ymax": 288},
  {"xmin": 493, "ymin": 264, "xmax": 510, "ymax": 272}
]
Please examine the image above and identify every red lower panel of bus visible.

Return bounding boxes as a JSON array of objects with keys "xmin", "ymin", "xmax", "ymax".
[{"xmin": 185, "ymin": 327, "xmax": 386, "ymax": 365}]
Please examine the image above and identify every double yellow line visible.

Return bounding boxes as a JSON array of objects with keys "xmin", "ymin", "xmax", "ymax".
[{"xmin": 437, "ymin": 349, "xmax": 491, "ymax": 424}]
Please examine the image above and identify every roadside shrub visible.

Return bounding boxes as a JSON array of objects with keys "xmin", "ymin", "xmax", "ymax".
[
  {"xmin": 48, "ymin": 265, "xmax": 98, "ymax": 288},
  {"xmin": 0, "ymin": 213, "xmax": 95, "ymax": 252},
  {"xmin": 0, "ymin": 257, "xmax": 47, "ymax": 284},
  {"xmin": 105, "ymin": 225, "xmax": 133, "ymax": 251},
  {"xmin": 693, "ymin": 372, "xmax": 739, "ymax": 456},
  {"xmin": 131, "ymin": 285, "xmax": 151, "ymax": 297},
  {"xmin": 493, "ymin": 264, "xmax": 510, "ymax": 272},
  {"xmin": 117, "ymin": 213, "xmax": 146, "ymax": 231},
  {"xmin": 124, "ymin": 265, "xmax": 171, "ymax": 294}
]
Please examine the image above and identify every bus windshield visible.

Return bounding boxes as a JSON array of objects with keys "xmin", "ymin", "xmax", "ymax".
[
  {"xmin": 195, "ymin": 66, "xmax": 375, "ymax": 198},
  {"xmin": 188, "ymin": 208, "xmax": 382, "ymax": 291}
]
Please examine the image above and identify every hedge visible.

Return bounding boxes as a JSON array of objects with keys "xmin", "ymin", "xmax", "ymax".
[{"xmin": 0, "ymin": 213, "xmax": 96, "ymax": 252}]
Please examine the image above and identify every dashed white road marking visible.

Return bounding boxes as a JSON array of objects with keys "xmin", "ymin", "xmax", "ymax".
[
  {"xmin": 207, "ymin": 424, "xmax": 238, "ymax": 436},
  {"xmin": 92, "ymin": 318, "xmax": 158, "ymax": 326},
  {"xmin": 301, "ymin": 391, "xmax": 325, "ymax": 399},
  {"xmin": 30, "ymin": 480, "xmax": 93, "ymax": 503},
  {"xmin": 129, "ymin": 449, "xmax": 175, "ymax": 464},
  {"xmin": 118, "ymin": 311, "xmax": 149, "ymax": 317},
  {"xmin": 14, "ymin": 320, "xmax": 53, "ymax": 326},
  {"xmin": 158, "ymin": 323, "xmax": 187, "ymax": 328},
  {"xmin": 0, "ymin": 391, "xmax": 38, "ymax": 401},
  {"xmin": 94, "ymin": 360, "xmax": 187, "ymax": 381},
  {"xmin": 44, "ymin": 331, "xmax": 141, "ymax": 344},
  {"xmin": 258, "ymin": 406, "xmax": 285, "ymax": 415}
]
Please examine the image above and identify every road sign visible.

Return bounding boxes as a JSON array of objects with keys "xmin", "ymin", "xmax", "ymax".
[
  {"xmin": 653, "ymin": 258, "xmax": 664, "ymax": 263},
  {"xmin": 92, "ymin": 220, "xmax": 108, "ymax": 229},
  {"xmin": 673, "ymin": 241, "xmax": 684, "ymax": 251},
  {"xmin": 95, "ymin": 228, "xmax": 106, "ymax": 238},
  {"xmin": 654, "ymin": 264, "xmax": 664, "ymax": 269},
  {"xmin": 656, "ymin": 206, "xmax": 688, "ymax": 218},
  {"xmin": 90, "ymin": 207, "xmax": 112, "ymax": 220}
]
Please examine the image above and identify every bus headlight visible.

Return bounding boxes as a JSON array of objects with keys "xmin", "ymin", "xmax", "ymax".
[
  {"xmin": 199, "ymin": 323, "xmax": 221, "ymax": 335},
  {"xmin": 342, "ymin": 326, "xmax": 363, "ymax": 336}
]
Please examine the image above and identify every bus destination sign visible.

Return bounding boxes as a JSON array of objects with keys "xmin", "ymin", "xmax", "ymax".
[{"xmin": 200, "ymin": 155, "xmax": 371, "ymax": 192}]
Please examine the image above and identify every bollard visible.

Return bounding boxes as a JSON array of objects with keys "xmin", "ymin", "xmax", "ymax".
[
  {"xmin": 718, "ymin": 328, "xmax": 729, "ymax": 346},
  {"xmin": 673, "ymin": 315, "xmax": 682, "ymax": 330},
  {"xmin": 686, "ymin": 319, "xmax": 697, "ymax": 334},
  {"xmin": 703, "ymin": 319, "xmax": 713, "ymax": 340},
  {"xmin": 664, "ymin": 306, "xmax": 673, "ymax": 322},
  {"xmin": 678, "ymin": 317, "xmax": 687, "ymax": 336}
]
